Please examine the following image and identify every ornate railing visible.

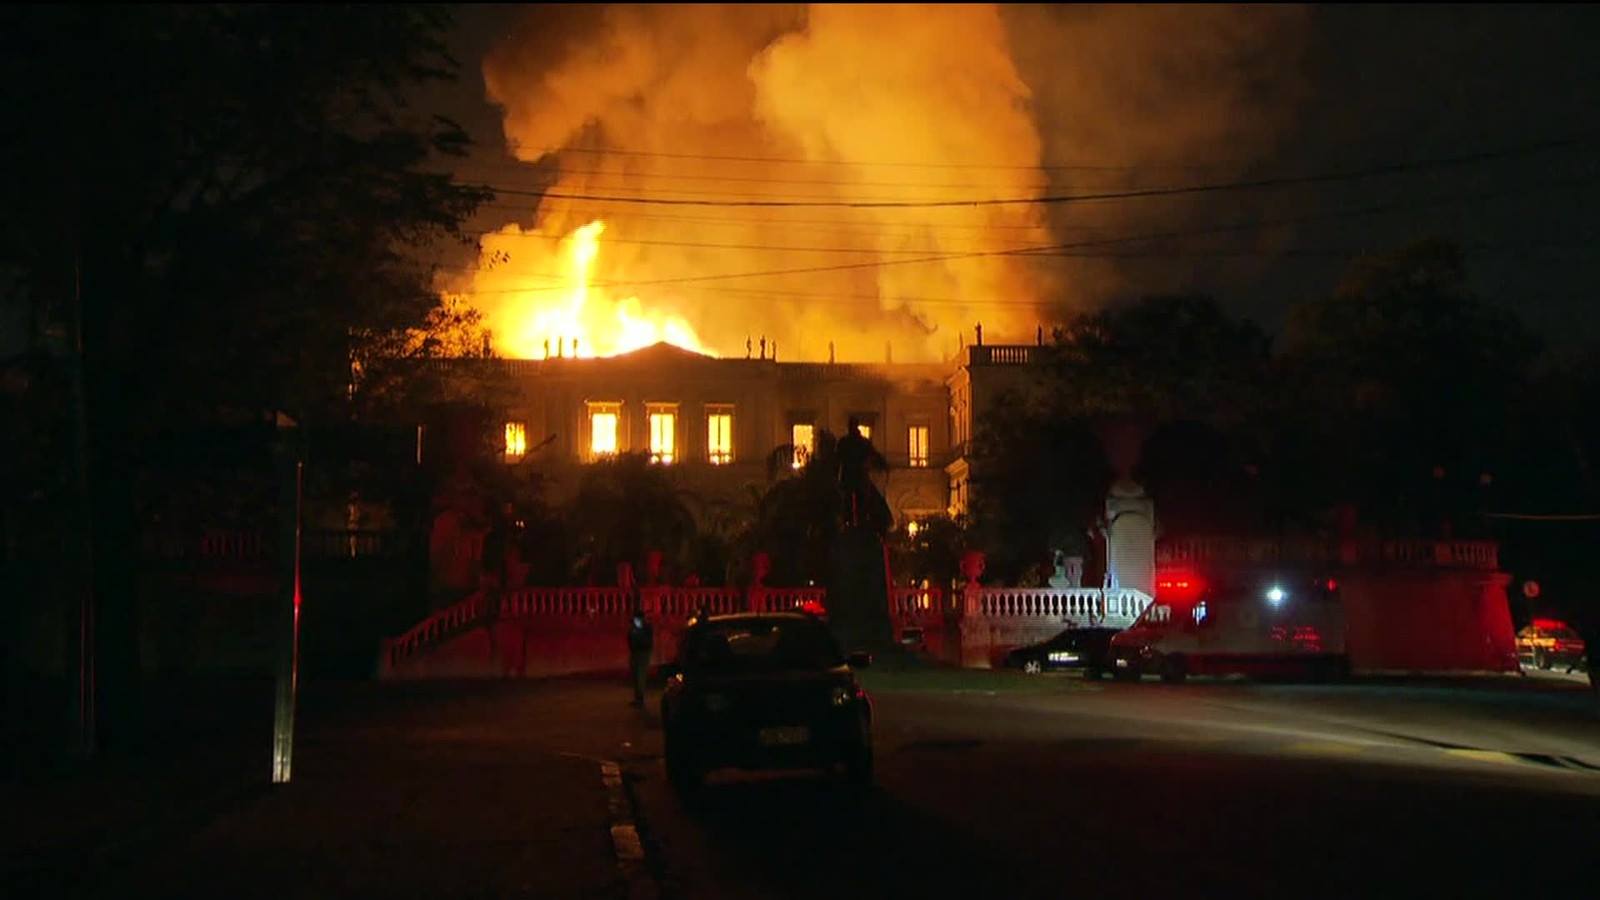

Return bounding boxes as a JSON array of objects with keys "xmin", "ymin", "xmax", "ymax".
[
  {"xmin": 890, "ymin": 586, "xmax": 946, "ymax": 622},
  {"xmin": 381, "ymin": 591, "xmax": 486, "ymax": 673},
  {"xmin": 501, "ymin": 586, "xmax": 632, "ymax": 618},
  {"xmin": 968, "ymin": 344, "xmax": 1043, "ymax": 366},
  {"xmin": 379, "ymin": 582, "xmax": 1151, "ymax": 676},
  {"xmin": 303, "ymin": 529, "xmax": 404, "ymax": 560},
  {"xmin": 1102, "ymin": 589, "xmax": 1150, "ymax": 622},
  {"xmin": 143, "ymin": 528, "xmax": 402, "ymax": 562},
  {"xmin": 648, "ymin": 586, "xmax": 744, "ymax": 618},
  {"xmin": 974, "ymin": 587, "xmax": 1150, "ymax": 626},
  {"xmin": 756, "ymin": 586, "xmax": 827, "ymax": 612}
]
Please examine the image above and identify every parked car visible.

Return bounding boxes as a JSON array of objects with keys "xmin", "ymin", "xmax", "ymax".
[
  {"xmin": 660, "ymin": 613, "xmax": 874, "ymax": 793},
  {"xmin": 1005, "ymin": 626, "xmax": 1120, "ymax": 676},
  {"xmin": 1517, "ymin": 619, "xmax": 1588, "ymax": 672}
]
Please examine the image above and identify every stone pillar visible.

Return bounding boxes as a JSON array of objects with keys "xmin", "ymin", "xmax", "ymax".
[
  {"xmin": 1104, "ymin": 478, "xmax": 1155, "ymax": 597},
  {"xmin": 960, "ymin": 550, "xmax": 985, "ymax": 617},
  {"xmin": 748, "ymin": 552, "xmax": 771, "ymax": 613},
  {"xmin": 957, "ymin": 550, "xmax": 991, "ymax": 667}
]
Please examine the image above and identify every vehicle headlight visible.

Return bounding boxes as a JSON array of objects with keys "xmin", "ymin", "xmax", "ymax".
[
  {"xmin": 702, "ymin": 693, "xmax": 730, "ymax": 713},
  {"xmin": 831, "ymin": 686, "xmax": 855, "ymax": 707}
]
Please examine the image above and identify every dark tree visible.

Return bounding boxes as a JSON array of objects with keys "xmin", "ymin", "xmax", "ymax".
[
  {"xmin": 753, "ymin": 431, "xmax": 847, "ymax": 585},
  {"xmin": 1275, "ymin": 239, "xmax": 1540, "ymax": 533},
  {"xmin": 1, "ymin": 6, "xmax": 490, "ymax": 747},
  {"xmin": 968, "ymin": 402, "xmax": 1110, "ymax": 583},
  {"xmin": 886, "ymin": 516, "xmax": 969, "ymax": 593},
  {"xmin": 567, "ymin": 454, "xmax": 698, "ymax": 585},
  {"xmin": 969, "ymin": 294, "xmax": 1271, "ymax": 578}
]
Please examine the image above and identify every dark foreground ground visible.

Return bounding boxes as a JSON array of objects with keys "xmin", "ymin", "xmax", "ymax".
[{"xmin": 6, "ymin": 669, "xmax": 1599, "ymax": 899}]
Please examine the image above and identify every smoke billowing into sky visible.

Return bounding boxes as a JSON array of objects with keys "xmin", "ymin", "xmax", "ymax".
[{"xmin": 450, "ymin": 4, "xmax": 1305, "ymax": 360}]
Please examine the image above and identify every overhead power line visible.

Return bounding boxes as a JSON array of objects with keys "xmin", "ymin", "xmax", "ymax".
[
  {"xmin": 458, "ymin": 227, "xmax": 1596, "ymax": 260},
  {"xmin": 447, "ymin": 174, "xmax": 1600, "ymax": 296},
  {"xmin": 456, "ymin": 164, "xmax": 1066, "ymax": 191},
  {"xmin": 476, "ymin": 202, "xmax": 1080, "ymax": 233},
  {"xmin": 532, "ymin": 132, "xmax": 1594, "ymax": 172},
  {"xmin": 465, "ymin": 135, "xmax": 1596, "ymax": 209},
  {"xmin": 535, "ymin": 145, "xmax": 1242, "ymax": 172}
]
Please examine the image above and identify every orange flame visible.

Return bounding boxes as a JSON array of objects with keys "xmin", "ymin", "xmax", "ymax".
[{"xmin": 469, "ymin": 219, "xmax": 710, "ymax": 359}]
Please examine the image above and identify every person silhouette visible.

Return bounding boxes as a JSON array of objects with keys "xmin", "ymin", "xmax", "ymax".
[{"xmin": 626, "ymin": 612, "xmax": 654, "ymax": 707}]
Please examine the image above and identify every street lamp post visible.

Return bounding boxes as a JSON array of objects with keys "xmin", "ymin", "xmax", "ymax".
[{"xmin": 271, "ymin": 413, "xmax": 303, "ymax": 784}]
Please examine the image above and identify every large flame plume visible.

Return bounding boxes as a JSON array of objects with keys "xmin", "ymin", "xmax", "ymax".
[
  {"xmin": 471, "ymin": 219, "xmax": 708, "ymax": 359},
  {"xmin": 455, "ymin": 5, "xmax": 1307, "ymax": 362}
]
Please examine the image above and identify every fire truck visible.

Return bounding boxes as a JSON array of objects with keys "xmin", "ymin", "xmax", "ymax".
[{"xmin": 1105, "ymin": 570, "xmax": 1349, "ymax": 682}]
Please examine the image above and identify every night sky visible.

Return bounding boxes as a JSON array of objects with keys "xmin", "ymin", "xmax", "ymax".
[{"xmin": 426, "ymin": 4, "xmax": 1600, "ymax": 356}]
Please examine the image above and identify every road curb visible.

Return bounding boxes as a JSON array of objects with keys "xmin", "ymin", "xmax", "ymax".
[{"xmin": 600, "ymin": 759, "xmax": 661, "ymax": 900}]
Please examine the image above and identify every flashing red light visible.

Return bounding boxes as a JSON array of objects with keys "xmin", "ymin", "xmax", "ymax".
[
  {"xmin": 1325, "ymin": 578, "xmax": 1338, "ymax": 591},
  {"xmin": 1155, "ymin": 572, "xmax": 1206, "ymax": 597},
  {"xmin": 1531, "ymin": 617, "xmax": 1569, "ymax": 631}
]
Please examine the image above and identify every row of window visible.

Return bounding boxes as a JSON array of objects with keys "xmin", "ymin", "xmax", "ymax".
[{"xmin": 504, "ymin": 408, "xmax": 930, "ymax": 468}]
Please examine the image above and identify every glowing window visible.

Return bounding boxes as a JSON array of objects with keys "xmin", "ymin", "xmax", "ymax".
[
  {"xmin": 648, "ymin": 405, "xmax": 676, "ymax": 464},
  {"xmin": 707, "ymin": 406, "xmax": 733, "ymax": 465},
  {"xmin": 791, "ymin": 423, "xmax": 815, "ymax": 469},
  {"xmin": 908, "ymin": 425, "xmax": 929, "ymax": 467},
  {"xmin": 504, "ymin": 422, "xmax": 527, "ymax": 462},
  {"xmin": 588, "ymin": 403, "xmax": 620, "ymax": 459}
]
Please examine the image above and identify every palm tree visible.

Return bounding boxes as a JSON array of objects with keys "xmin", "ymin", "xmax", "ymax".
[
  {"xmin": 753, "ymin": 430, "xmax": 845, "ymax": 585},
  {"xmin": 567, "ymin": 453, "xmax": 697, "ymax": 584}
]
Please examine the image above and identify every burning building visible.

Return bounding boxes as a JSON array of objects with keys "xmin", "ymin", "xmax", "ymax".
[
  {"xmin": 412, "ymin": 2, "xmax": 1311, "ymax": 578},
  {"xmin": 420, "ymin": 330, "xmax": 1047, "ymax": 529}
]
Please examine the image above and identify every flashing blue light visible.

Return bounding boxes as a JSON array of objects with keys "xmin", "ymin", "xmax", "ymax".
[{"xmin": 1266, "ymin": 586, "xmax": 1286, "ymax": 604}]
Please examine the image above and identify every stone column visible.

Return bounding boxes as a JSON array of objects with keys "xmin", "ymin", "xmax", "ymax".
[
  {"xmin": 957, "ymin": 550, "xmax": 991, "ymax": 667},
  {"xmin": 748, "ymin": 552, "xmax": 771, "ymax": 613},
  {"xmin": 1104, "ymin": 478, "xmax": 1155, "ymax": 597}
]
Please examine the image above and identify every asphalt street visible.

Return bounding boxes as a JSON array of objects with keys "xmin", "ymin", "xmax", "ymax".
[
  {"xmin": 615, "ymin": 670, "xmax": 1600, "ymax": 899},
  {"xmin": 15, "ymin": 671, "xmax": 1598, "ymax": 899}
]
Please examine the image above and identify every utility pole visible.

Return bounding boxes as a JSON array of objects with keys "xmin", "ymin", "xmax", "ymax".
[{"xmin": 271, "ymin": 413, "xmax": 303, "ymax": 784}]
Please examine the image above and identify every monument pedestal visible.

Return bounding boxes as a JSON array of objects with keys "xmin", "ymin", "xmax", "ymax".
[{"xmin": 826, "ymin": 525, "xmax": 895, "ymax": 654}]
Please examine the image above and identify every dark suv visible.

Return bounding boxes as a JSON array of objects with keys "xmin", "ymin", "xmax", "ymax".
[{"xmin": 661, "ymin": 613, "xmax": 874, "ymax": 792}]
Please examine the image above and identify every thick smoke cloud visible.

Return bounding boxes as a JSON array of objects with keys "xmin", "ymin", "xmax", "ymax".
[{"xmin": 464, "ymin": 4, "xmax": 1309, "ymax": 361}]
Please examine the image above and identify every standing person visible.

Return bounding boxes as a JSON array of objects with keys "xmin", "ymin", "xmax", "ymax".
[{"xmin": 627, "ymin": 612, "xmax": 654, "ymax": 708}]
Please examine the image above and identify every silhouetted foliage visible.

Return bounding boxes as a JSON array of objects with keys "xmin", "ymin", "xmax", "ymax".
[
  {"xmin": 752, "ymin": 430, "xmax": 846, "ymax": 585},
  {"xmin": 0, "ymin": 6, "xmax": 491, "ymax": 740},
  {"xmin": 567, "ymin": 454, "xmax": 697, "ymax": 585},
  {"xmin": 885, "ymin": 516, "xmax": 968, "ymax": 593},
  {"xmin": 1275, "ymin": 239, "xmax": 1541, "ymax": 533}
]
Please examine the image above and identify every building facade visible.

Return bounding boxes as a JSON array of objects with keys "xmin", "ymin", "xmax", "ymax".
[{"xmin": 426, "ymin": 341, "xmax": 1050, "ymax": 527}]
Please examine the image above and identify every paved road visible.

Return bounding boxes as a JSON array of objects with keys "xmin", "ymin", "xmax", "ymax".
[
  {"xmin": 609, "ymin": 671, "xmax": 1600, "ymax": 899},
  {"xmin": 16, "ymin": 672, "xmax": 1597, "ymax": 899}
]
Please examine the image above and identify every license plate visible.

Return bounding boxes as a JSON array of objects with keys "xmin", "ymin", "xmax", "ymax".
[{"xmin": 758, "ymin": 726, "xmax": 811, "ymax": 747}]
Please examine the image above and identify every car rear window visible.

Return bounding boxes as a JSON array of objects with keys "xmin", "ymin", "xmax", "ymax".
[{"xmin": 682, "ymin": 619, "xmax": 843, "ymax": 672}]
